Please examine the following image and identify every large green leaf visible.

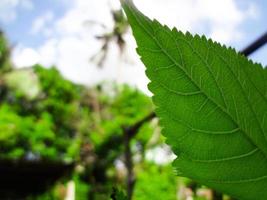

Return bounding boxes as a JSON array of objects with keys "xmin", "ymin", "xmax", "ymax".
[{"xmin": 121, "ymin": 0, "xmax": 267, "ymax": 199}]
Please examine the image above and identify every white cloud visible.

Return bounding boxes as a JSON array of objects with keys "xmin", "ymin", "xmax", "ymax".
[
  {"xmin": 37, "ymin": 38, "xmax": 58, "ymax": 66},
  {"xmin": 13, "ymin": 47, "xmax": 40, "ymax": 67},
  {"xmin": 12, "ymin": 0, "xmax": 259, "ymax": 94},
  {"xmin": 0, "ymin": 0, "xmax": 33, "ymax": 23},
  {"xmin": 30, "ymin": 11, "xmax": 54, "ymax": 36},
  {"xmin": 134, "ymin": 0, "xmax": 259, "ymax": 44},
  {"xmin": 54, "ymin": 0, "xmax": 115, "ymax": 36}
]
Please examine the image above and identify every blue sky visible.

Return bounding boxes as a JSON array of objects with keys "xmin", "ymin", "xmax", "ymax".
[
  {"xmin": 0, "ymin": 0, "xmax": 266, "ymax": 93},
  {"xmin": 0, "ymin": 0, "xmax": 70, "ymax": 46}
]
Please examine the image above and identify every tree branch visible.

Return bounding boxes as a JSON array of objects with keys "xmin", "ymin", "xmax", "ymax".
[
  {"xmin": 241, "ymin": 31, "xmax": 267, "ymax": 56},
  {"xmin": 123, "ymin": 111, "xmax": 156, "ymax": 199}
]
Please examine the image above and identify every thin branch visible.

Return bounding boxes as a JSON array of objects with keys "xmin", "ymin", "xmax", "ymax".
[
  {"xmin": 124, "ymin": 131, "xmax": 135, "ymax": 200},
  {"xmin": 241, "ymin": 31, "xmax": 267, "ymax": 56},
  {"xmin": 125, "ymin": 112, "xmax": 156, "ymax": 139}
]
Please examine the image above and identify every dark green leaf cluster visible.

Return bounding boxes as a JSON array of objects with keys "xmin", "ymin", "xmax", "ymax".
[
  {"xmin": 0, "ymin": 63, "xmax": 86, "ymax": 161},
  {"xmin": 110, "ymin": 188, "xmax": 128, "ymax": 200}
]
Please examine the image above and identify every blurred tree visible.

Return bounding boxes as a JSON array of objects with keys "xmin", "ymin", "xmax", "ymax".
[{"xmin": 90, "ymin": 9, "xmax": 129, "ymax": 67}]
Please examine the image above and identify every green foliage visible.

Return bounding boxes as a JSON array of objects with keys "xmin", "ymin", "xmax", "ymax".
[
  {"xmin": 89, "ymin": 84, "xmax": 153, "ymax": 147},
  {"xmin": 34, "ymin": 65, "xmax": 81, "ymax": 101},
  {"xmin": 34, "ymin": 65, "xmax": 83, "ymax": 132},
  {"xmin": 133, "ymin": 163, "xmax": 177, "ymax": 200},
  {"xmin": 0, "ymin": 32, "xmax": 12, "ymax": 73},
  {"xmin": 122, "ymin": 1, "xmax": 267, "ymax": 199},
  {"xmin": 74, "ymin": 175, "xmax": 91, "ymax": 200},
  {"xmin": 83, "ymin": 84, "xmax": 154, "ymax": 198},
  {"xmin": 110, "ymin": 188, "xmax": 128, "ymax": 200},
  {"xmin": 110, "ymin": 85, "xmax": 152, "ymax": 124},
  {"xmin": 0, "ymin": 104, "xmax": 57, "ymax": 159},
  {"xmin": 0, "ymin": 65, "xmax": 86, "ymax": 161}
]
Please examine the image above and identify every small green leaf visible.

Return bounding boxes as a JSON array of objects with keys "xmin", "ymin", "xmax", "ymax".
[
  {"xmin": 110, "ymin": 188, "xmax": 128, "ymax": 200},
  {"xmin": 121, "ymin": 1, "xmax": 267, "ymax": 199}
]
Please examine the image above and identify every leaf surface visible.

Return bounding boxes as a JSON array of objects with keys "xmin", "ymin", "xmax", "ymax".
[{"xmin": 121, "ymin": 0, "xmax": 267, "ymax": 199}]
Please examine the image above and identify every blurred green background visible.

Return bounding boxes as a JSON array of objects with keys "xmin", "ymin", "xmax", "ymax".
[{"xmin": 0, "ymin": 27, "xmax": 235, "ymax": 200}]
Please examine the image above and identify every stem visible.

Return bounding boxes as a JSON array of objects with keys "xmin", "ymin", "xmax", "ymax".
[
  {"xmin": 124, "ymin": 131, "xmax": 135, "ymax": 200},
  {"xmin": 123, "ymin": 112, "xmax": 156, "ymax": 199}
]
